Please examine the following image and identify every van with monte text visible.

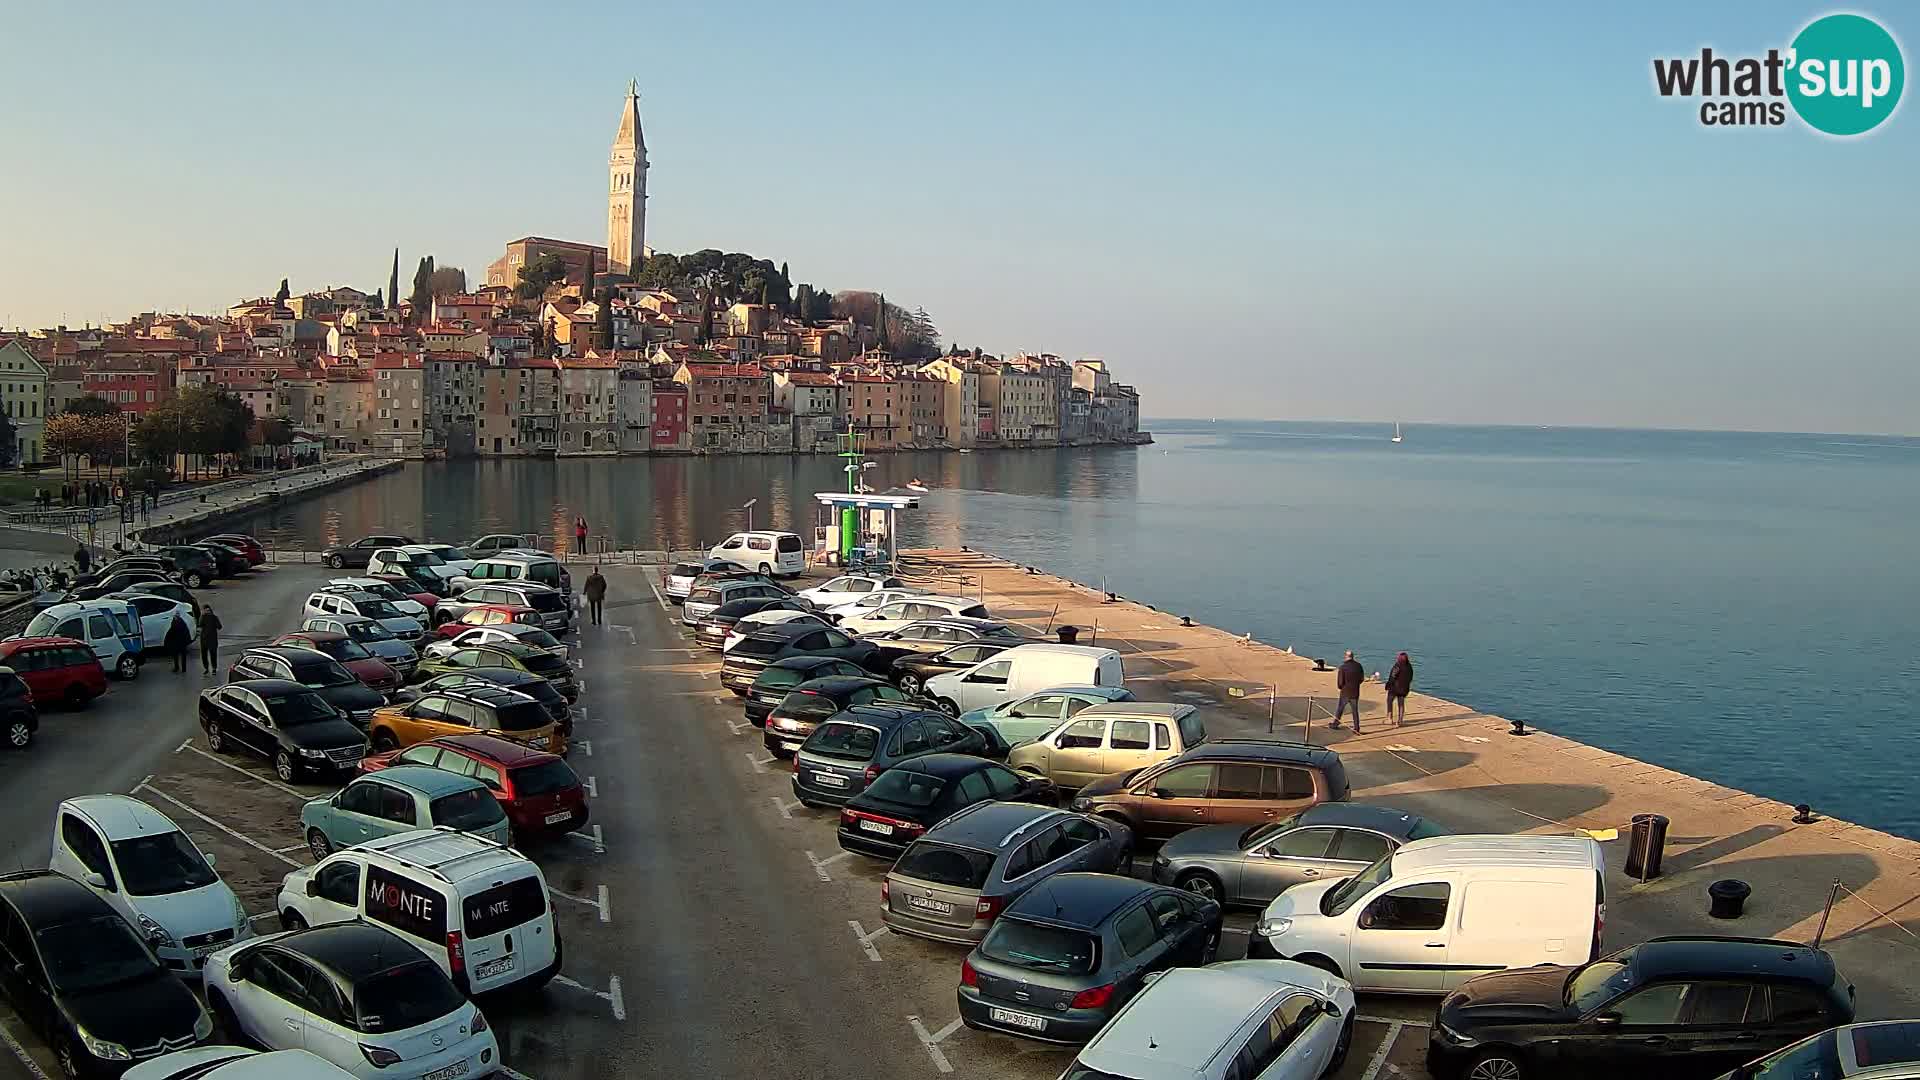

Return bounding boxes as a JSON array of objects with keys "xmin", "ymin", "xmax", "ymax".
[
  {"xmin": 21, "ymin": 599, "xmax": 146, "ymax": 679},
  {"xmin": 923, "ymin": 643, "xmax": 1125, "ymax": 716},
  {"xmin": 1245, "ymin": 833, "xmax": 1607, "ymax": 995},
  {"xmin": 708, "ymin": 531, "xmax": 806, "ymax": 578}
]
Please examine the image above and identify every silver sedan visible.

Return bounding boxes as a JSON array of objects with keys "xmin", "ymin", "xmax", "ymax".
[{"xmin": 1150, "ymin": 802, "xmax": 1447, "ymax": 907}]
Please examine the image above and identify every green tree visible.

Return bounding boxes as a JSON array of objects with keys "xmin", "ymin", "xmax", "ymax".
[
  {"xmin": 0, "ymin": 412, "xmax": 16, "ymax": 467},
  {"xmin": 515, "ymin": 253, "xmax": 570, "ymax": 299},
  {"xmin": 805, "ymin": 287, "xmax": 833, "ymax": 322},
  {"xmin": 371, "ymin": 287, "xmax": 384, "ymax": 308},
  {"xmin": 594, "ymin": 292, "xmax": 614, "ymax": 350},
  {"xmin": 427, "ymin": 265, "xmax": 467, "ymax": 297},
  {"xmin": 387, "ymin": 248, "xmax": 400, "ymax": 311},
  {"xmin": 409, "ymin": 256, "xmax": 435, "ymax": 320},
  {"xmin": 64, "ymin": 395, "xmax": 120, "ymax": 417}
]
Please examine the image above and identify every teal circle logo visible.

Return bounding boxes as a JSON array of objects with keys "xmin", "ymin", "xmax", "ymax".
[{"xmin": 1787, "ymin": 13, "xmax": 1905, "ymax": 136}]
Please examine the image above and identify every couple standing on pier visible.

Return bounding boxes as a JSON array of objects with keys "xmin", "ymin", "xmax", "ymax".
[{"xmin": 1329, "ymin": 650, "xmax": 1414, "ymax": 733}]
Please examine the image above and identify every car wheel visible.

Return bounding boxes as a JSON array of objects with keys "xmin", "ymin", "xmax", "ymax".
[
  {"xmin": 1177, "ymin": 871, "xmax": 1223, "ymax": 904},
  {"xmin": 5, "ymin": 717, "xmax": 31, "ymax": 750},
  {"xmin": 274, "ymin": 750, "xmax": 296, "ymax": 782},
  {"xmin": 55, "ymin": 1035, "xmax": 80, "ymax": 1079},
  {"xmin": 1200, "ymin": 929, "xmax": 1219, "ymax": 964},
  {"xmin": 758, "ymin": 563, "xmax": 772, "ymax": 577},
  {"xmin": 116, "ymin": 654, "xmax": 138, "ymax": 679},
  {"xmin": 935, "ymin": 697, "xmax": 959, "ymax": 716},
  {"xmin": 209, "ymin": 993, "xmax": 246, "ymax": 1047},
  {"xmin": 307, "ymin": 829, "xmax": 333, "ymax": 860},
  {"xmin": 204, "ymin": 722, "xmax": 226, "ymax": 752},
  {"xmin": 1324, "ymin": 1015, "xmax": 1355, "ymax": 1076},
  {"xmin": 326, "ymin": 554, "xmax": 344, "ymax": 569},
  {"xmin": 896, "ymin": 673, "xmax": 922, "ymax": 695},
  {"xmin": 64, "ymin": 684, "xmax": 89, "ymax": 709},
  {"xmin": 1466, "ymin": 1052, "xmax": 1525, "ymax": 1080},
  {"xmin": 281, "ymin": 910, "xmax": 307, "ymax": 931},
  {"xmin": 185, "ymin": 572, "xmax": 207, "ymax": 588},
  {"xmin": 371, "ymin": 731, "xmax": 398, "ymax": 751}
]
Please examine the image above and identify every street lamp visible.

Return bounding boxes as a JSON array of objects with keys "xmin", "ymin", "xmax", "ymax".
[{"xmin": 741, "ymin": 498, "xmax": 756, "ymax": 532}]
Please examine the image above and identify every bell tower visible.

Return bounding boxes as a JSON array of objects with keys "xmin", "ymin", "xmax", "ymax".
[{"xmin": 607, "ymin": 79, "xmax": 648, "ymax": 276}]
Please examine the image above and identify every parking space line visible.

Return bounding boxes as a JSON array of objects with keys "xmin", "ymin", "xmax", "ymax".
[
  {"xmin": 549, "ymin": 973, "xmax": 627, "ymax": 1021},
  {"xmin": 771, "ymin": 796, "xmax": 804, "ymax": 820},
  {"xmin": 584, "ymin": 776, "xmax": 598, "ymax": 798},
  {"xmin": 1358, "ymin": 1015, "xmax": 1428, "ymax": 1027},
  {"xmin": 575, "ymin": 739, "xmax": 592, "ymax": 756},
  {"xmin": 608, "ymin": 623, "xmax": 637, "ymax": 644},
  {"xmin": 648, "ymin": 578, "xmax": 668, "ymax": 610},
  {"xmin": 563, "ymin": 824, "xmax": 606, "ymax": 854},
  {"xmin": 1359, "ymin": 1021, "xmax": 1406, "ymax": 1080},
  {"xmin": 177, "ymin": 742, "xmax": 308, "ymax": 798},
  {"xmin": 907, "ymin": 1015, "xmax": 962, "ymax": 1074},
  {"xmin": 806, "ymin": 849, "xmax": 851, "ymax": 882},
  {"xmin": 744, "ymin": 751, "xmax": 778, "ymax": 772},
  {"xmin": 725, "ymin": 719, "xmax": 751, "ymax": 736},
  {"xmin": 135, "ymin": 782, "xmax": 300, "ymax": 868},
  {"xmin": 848, "ymin": 919, "xmax": 886, "ymax": 962},
  {"xmin": 546, "ymin": 885, "xmax": 611, "ymax": 924}
]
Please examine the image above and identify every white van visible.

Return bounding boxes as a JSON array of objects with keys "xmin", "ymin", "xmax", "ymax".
[
  {"xmin": 708, "ymin": 531, "xmax": 805, "ymax": 578},
  {"xmin": 1248, "ymin": 833, "xmax": 1607, "ymax": 994},
  {"xmin": 275, "ymin": 828, "xmax": 559, "ymax": 995},
  {"xmin": 22, "ymin": 599, "xmax": 146, "ymax": 679},
  {"xmin": 923, "ymin": 643, "xmax": 1125, "ymax": 715}
]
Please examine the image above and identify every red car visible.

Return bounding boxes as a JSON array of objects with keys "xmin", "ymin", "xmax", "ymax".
[
  {"xmin": 369, "ymin": 573, "xmax": 440, "ymax": 612},
  {"xmin": 271, "ymin": 631, "xmax": 401, "ymax": 695},
  {"xmin": 359, "ymin": 732, "xmax": 589, "ymax": 839},
  {"xmin": 204, "ymin": 533, "xmax": 267, "ymax": 566},
  {"xmin": 432, "ymin": 604, "xmax": 543, "ymax": 639},
  {"xmin": 0, "ymin": 637, "xmax": 109, "ymax": 708}
]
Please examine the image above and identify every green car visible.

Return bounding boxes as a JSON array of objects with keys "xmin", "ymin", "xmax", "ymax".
[
  {"xmin": 411, "ymin": 639, "xmax": 578, "ymax": 701},
  {"xmin": 300, "ymin": 765, "xmax": 510, "ymax": 859}
]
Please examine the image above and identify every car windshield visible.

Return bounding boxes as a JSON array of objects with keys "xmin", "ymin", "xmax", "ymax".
[
  {"xmin": 512, "ymin": 760, "xmax": 578, "ymax": 796},
  {"xmin": 687, "ymin": 588, "xmax": 720, "ymax": 605},
  {"xmin": 1567, "ymin": 958, "xmax": 1635, "ymax": 1013},
  {"xmin": 295, "ymin": 661, "xmax": 357, "ymax": 687},
  {"xmin": 358, "ymin": 583, "xmax": 405, "ymax": 602},
  {"xmin": 755, "ymin": 665, "xmax": 813, "ymax": 691},
  {"xmin": 732, "ymin": 635, "xmax": 789, "ymax": 658},
  {"xmin": 777, "ymin": 692, "xmax": 845, "ymax": 723},
  {"xmin": 1241, "ymin": 815, "xmax": 1302, "ymax": 850},
  {"xmin": 493, "ymin": 702, "xmax": 551, "ymax": 731},
  {"xmin": 266, "ymin": 692, "xmax": 341, "ymax": 726},
  {"xmin": 520, "ymin": 652, "xmax": 567, "ymax": 675},
  {"xmin": 980, "ymin": 917, "xmax": 1099, "ymax": 974},
  {"xmin": 343, "ymin": 622, "xmax": 395, "ymax": 643},
  {"xmin": 1408, "ymin": 818, "xmax": 1450, "ymax": 840},
  {"xmin": 431, "ymin": 788, "xmax": 506, "ymax": 830},
  {"xmin": 1322, "ymin": 851, "xmax": 1394, "ymax": 917},
  {"xmin": 1062, "ymin": 1070, "xmax": 1140, "ymax": 1080},
  {"xmin": 36, "ymin": 916, "xmax": 162, "ymax": 993},
  {"xmin": 307, "ymin": 637, "xmax": 373, "ymax": 661},
  {"xmin": 1747, "ymin": 1030, "xmax": 1842, "ymax": 1078},
  {"xmin": 524, "ymin": 592, "xmax": 566, "ymax": 613},
  {"xmin": 354, "ymin": 962, "xmax": 465, "ymax": 1033},
  {"xmin": 358, "ymin": 600, "xmax": 404, "ymax": 620},
  {"xmin": 672, "ymin": 563, "xmax": 702, "ymax": 577},
  {"xmin": 109, "ymin": 831, "xmax": 219, "ymax": 896},
  {"xmin": 432, "ymin": 547, "xmax": 471, "ymax": 560},
  {"xmin": 406, "ymin": 551, "xmax": 446, "ymax": 567},
  {"xmin": 864, "ymin": 769, "xmax": 947, "ymax": 808},
  {"xmin": 893, "ymin": 841, "xmax": 996, "ymax": 889},
  {"xmin": 806, "ymin": 722, "xmax": 879, "ymax": 762},
  {"xmin": 515, "ymin": 628, "xmax": 562, "ymax": 650}
]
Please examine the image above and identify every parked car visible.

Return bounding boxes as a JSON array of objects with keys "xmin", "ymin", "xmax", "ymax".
[
  {"xmin": 861, "ymin": 617, "xmax": 1034, "ymax": 667},
  {"xmin": 707, "ymin": 530, "xmax": 805, "ymax": 577},
  {"xmin": 661, "ymin": 561, "xmax": 706, "ymax": 604},
  {"xmin": 368, "ymin": 683, "xmax": 566, "ymax": 755},
  {"xmin": 0, "ymin": 636, "xmax": 107, "ymax": 709},
  {"xmin": 1428, "ymin": 937, "xmax": 1857, "ymax": 1080},
  {"xmin": 892, "ymin": 641, "xmax": 1017, "ymax": 696},
  {"xmin": 1007, "ymin": 701, "xmax": 1208, "ymax": 792},
  {"xmin": 0, "ymin": 668, "xmax": 39, "ymax": 749},
  {"xmin": 269, "ymin": 633, "xmax": 400, "ymax": 696},
  {"xmin": 465, "ymin": 533, "xmax": 531, "ymax": 557},
  {"xmin": 925, "ymin": 643, "xmax": 1125, "ymax": 716},
  {"xmin": 300, "ymin": 767, "xmax": 511, "ymax": 857},
  {"xmin": 448, "ymin": 553, "xmax": 570, "ymax": 597},
  {"xmin": 203, "ymin": 923, "xmax": 497, "ymax": 1080},
  {"xmin": 151, "ymin": 547, "xmax": 221, "ymax": 588},
  {"xmin": 69, "ymin": 570, "xmax": 171, "ymax": 602},
  {"xmin": 273, "ymin": 828, "xmax": 559, "ymax": 995},
  {"xmin": 793, "ymin": 573, "xmax": 907, "ymax": 608},
  {"xmin": 365, "ymin": 547, "xmax": 463, "ymax": 592},
  {"xmin": 0, "ymin": 870, "xmax": 212, "ymax": 1078},
  {"xmin": 300, "ymin": 592, "xmax": 423, "ymax": 642},
  {"xmin": 110, "ymin": 593, "xmax": 197, "ymax": 651},
  {"xmin": 958, "ymin": 873, "xmax": 1223, "ymax": 1045},
  {"xmin": 880, "ymin": 802, "xmax": 1132, "ymax": 945},
  {"xmin": 1057, "ymin": 960, "xmax": 1356, "ymax": 1080},
  {"xmin": 360, "ymin": 733, "xmax": 588, "ymax": 841},
  {"xmin": 319, "ymin": 534, "xmax": 413, "ymax": 570},
  {"xmin": 838, "ymin": 753, "xmax": 1057, "ymax": 859},
  {"xmin": 741, "ymin": 655, "xmax": 873, "ymax": 726},
  {"xmin": 1154, "ymin": 803, "xmax": 1446, "ymax": 908},
  {"xmin": 682, "ymin": 578, "xmax": 791, "ymax": 626},
  {"xmin": 723, "ymin": 610, "xmax": 832, "ymax": 652},
  {"xmin": 49, "ymin": 796, "xmax": 250, "ymax": 978},
  {"xmin": 837, "ymin": 594, "xmax": 991, "ymax": 637},
  {"xmin": 1712, "ymin": 1020, "xmax": 1920, "ymax": 1080},
  {"xmin": 424, "ymin": 623, "xmax": 568, "ymax": 661},
  {"xmin": 23, "ymin": 599, "xmax": 145, "ymax": 679},
  {"xmin": 721, "ymin": 622, "xmax": 884, "ymax": 695},
  {"xmin": 74, "ymin": 557, "xmax": 170, "ymax": 586},
  {"xmin": 412, "ymin": 640, "xmax": 577, "ymax": 701},
  {"xmin": 763, "ymin": 675, "xmax": 915, "ymax": 756},
  {"xmin": 791, "ymin": 704, "xmax": 988, "ymax": 807},
  {"xmin": 1073, "ymin": 738, "xmax": 1352, "ymax": 842},
  {"xmin": 430, "ymin": 603, "xmax": 543, "ymax": 637},
  {"xmin": 392, "ymin": 668, "xmax": 571, "ymax": 734},
  {"xmin": 321, "ymin": 578, "xmax": 429, "ymax": 620},
  {"xmin": 199, "ymin": 680, "xmax": 369, "ymax": 782},
  {"xmin": 815, "ymin": 587, "xmax": 940, "ymax": 624},
  {"xmin": 188, "ymin": 543, "xmax": 249, "ymax": 580},
  {"xmin": 225, "ymin": 647, "xmax": 385, "ymax": 729},
  {"xmin": 437, "ymin": 582, "xmax": 571, "ymax": 633},
  {"xmin": 1248, "ymin": 833, "xmax": 1609, "ymax": 994},
  {"xmin": 404, "ymin": 543, "xmax": 476, "ymax": 576},
  {"xmin": 958, "ymin": 685, "xmax": 1136, "ymax": 750},
  {"xmin": 124, "ymin": 1048, "xmax": 359, "ymax": 1080},
  {"xmin": 298, "ymin": 616, "xmax": 418, "ymax": 682},
  {"xmin": 123, "ymin": 581, "xmax": 201, "ymax": 624},
  {"xmin": 693, "ymin": 596, "xmax": 810, "ymax": 651},
  {"xmin": 201, "ymin": 534, "xmax": 266, "ymax": 566}
]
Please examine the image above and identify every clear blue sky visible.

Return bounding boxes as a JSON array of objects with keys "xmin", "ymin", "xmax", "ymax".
[{"xmin": 1, "ymin": 2, "xmax": 1914, "ymax": 433}]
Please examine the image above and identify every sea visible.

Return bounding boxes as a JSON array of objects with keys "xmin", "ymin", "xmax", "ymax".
[{"xmin": 228, "ymin": 421, "xmax": 1920, "ymax": 838}]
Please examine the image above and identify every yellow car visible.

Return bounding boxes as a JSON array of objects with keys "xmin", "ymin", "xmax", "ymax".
[{"xmin": 368, "ymin": 682, "xmax": 569, "ymax": 756}]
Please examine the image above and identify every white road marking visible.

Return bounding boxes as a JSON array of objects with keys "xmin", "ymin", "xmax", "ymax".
[
  {"xmin": 248, "ymin": 911, "xmax": 280, "ymax": 923},
  {"xmin": 771, "ymin": 797, "xmax": 804, "ymax": 820},
  {"xmin": 608, "ymin": 623, "xmax": 637, "ymax": 644},
  {"xmin": 712, "ymin": 695, "xmax": 731, "ymax": 705},
  {"xmin": 1359, "ymin": 1020, "xmax": 1405, "ymax": 1080},
  {"xmin": 549, "ymin": 973, "xmax": 627, "ymax": 1021},
  {"xmin": 806, "ymin": 849, "xmax": 851, "ymax": 882},
  {"xmin": 576, "ymin": 739, "xmax": 592, "ymax": 757},
  {"xmin": 0, "ymin": 1020, "xmax": 51, "ymax": 1080},
  {"xmin": 597, "ymin": 884, "xmax": 611, "ymax": 923},
  {"xmin": 1221, "ymin": 926, "xmax": 1250, "ymax": 935},
  {"xmin": 565, "ymin": 825, "xmax": 607, "ymax": 854},
  {"xmin": 547, "ymin": 885, "xmax": 611, "ymax": 923},
  {"xmin": 907, "ymin": 1015, "xmax": 963, "ymax": 1074},
  {"xmin": 725, "ymin": 719, "xmax": 751, "ymax": 736},
  {"xmin": 136, "ymin": 782, "xmax": 300, "ymax": 868},
  {"xmin": 130, "ymin": 772, "xmax": 153, "ymax": 793},
  {"xmin": 273, "ymin": 844, "xmax": 308, "ymax": 854},
  {"xmin": 584, "ymin": 775, "xmax": 598, "ymax": 798},
  {"xmin": 178, "ymin": 742, "xmax": 307, "ymax": 798},
  {"xmin": 848, "ymin": 919, "xmax": 887, "ymax": 961},
  {"xmin": 1358, "ymin": 1015, "xmax": 1429, "ymax": 1027},
  {"xmin": 745, "ymin": 751, "xmax": 777, "ymax": 772},
  {"xmin": 1384, "ymin": 744, "xmax": 1420, "ymax": 753},
  {"xmin": 647, "ymin": 579, "xmax": 668, "ymax": 610},
  {"xmin": 1456, "ymin": 735, "xmax": 1490, "ymax": 744}
]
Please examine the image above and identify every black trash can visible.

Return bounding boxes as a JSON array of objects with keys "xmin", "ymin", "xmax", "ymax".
[
  {"xmin": 1624, "ymin": 813, "xmax": 1670, "ymax": 879},
  {"xmin": 1709, "ymin": 878, "xmax": 1751, "ymax": 919},
  {"xmin": 1056, "ymin": 625, "xmax": 1079, "ymax": 645}
]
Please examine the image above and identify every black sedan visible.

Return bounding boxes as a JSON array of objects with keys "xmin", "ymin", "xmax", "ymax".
[
  {"xmin": 191, "ymin": 541, "xmax": 252, "ymax": 579},
  {"xmin": 199, "ymin": 678, "xmax": 369, "ymax": 780},
  {"xmin": 394, "ymin": 667, "xmax": 573, "ymax": 735},
  {"xmin": 891, "ymin": 641, "xmax": 1015, "ymax": 697},
  {"xmin": 720, "ymin": 622, "xmax": 884, "ymax": 695},
  {"xmin": 226, "ymin": 646, "xmax": 386, "ymax": 729},
  {"xmin": 320, "ymin": 534, "xmax": 413, "ymax": 570},
  {"xmin": 69, "ymin": 570, "xmax": 172, "ymax": 602},
  {"xmin": 152, "ymin": 546, "xmax": 222, "ymax": 588},
  {"xmin": 76, "ymin": 557, "xmax": 171, "ymax": 585},
  {"xmin": 764, "ymin": 675, "xmax": 916, "ymax": 756},
  {"xmin": 1428, "ymin": 936, "xmax": 1856, "ymax": 1080},
  {"xmin": 837, "ymin": 753, "xmax": 1057, "ymax": 859},
  {"xmin": 958, "ymin": 873, "xmax": 1221, "ymax": 1045},
  {"xmin": 0, "ymin": 871, "xmax": 211, "ymax": 1078},
  {"xmin": 742, "ymin": 656, "xmax": 873, "ymax": 726},
  {"xmin": 693, "ymin": 596, "xmax": 814, "ymax": 651}
]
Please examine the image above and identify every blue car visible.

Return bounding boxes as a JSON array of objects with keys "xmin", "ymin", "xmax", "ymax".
[
  {"xmin": 301, "ymin": 765, "xmax": 510, "ymax": 858},
  {"xmin": 958, "ymin": 686, "xmax": 1135, "ymax": 754}
]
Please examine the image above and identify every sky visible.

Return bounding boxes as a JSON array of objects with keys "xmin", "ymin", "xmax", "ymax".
[{"xmin": 1, "ymin": 2, "xmax": 1915, "ymax": 434}]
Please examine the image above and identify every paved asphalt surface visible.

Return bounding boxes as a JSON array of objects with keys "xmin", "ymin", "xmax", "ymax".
[{"xmin": 0, "ymin": 564, "xmax": 1434, "ymax": 1080}]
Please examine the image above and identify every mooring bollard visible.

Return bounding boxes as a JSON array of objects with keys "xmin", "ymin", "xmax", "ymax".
[{"xmin": 1708, "ymin": 879, "xmax": 1751, "ymax": 919}]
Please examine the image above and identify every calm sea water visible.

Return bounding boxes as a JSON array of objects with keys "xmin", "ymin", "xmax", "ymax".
[{"xmin": 231, "ymin": 422, "xmax": 1920, "ymax": 836}]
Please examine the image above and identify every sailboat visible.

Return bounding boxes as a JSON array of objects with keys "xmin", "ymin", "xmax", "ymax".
[{"xmin": 1391, "ymin": 421, "xmax": 1403, "ymax": 444}]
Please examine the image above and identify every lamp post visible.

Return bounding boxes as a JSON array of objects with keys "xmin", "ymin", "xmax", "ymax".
[{"xmin": 741, "ymin": 498, "xmax": 756, "ymax": 533}]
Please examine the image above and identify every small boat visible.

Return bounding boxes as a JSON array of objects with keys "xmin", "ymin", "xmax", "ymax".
[
  {"xmin": 905, "ymin": 479, "xmax": 930, "ymax": 493},
  {"xmin": 1391, "ymin": 421, "xmax": 1403, "ymax": 444},
  {"xmin": 957, "ymin": 448, "xmax": 972, "ymax": 454}
]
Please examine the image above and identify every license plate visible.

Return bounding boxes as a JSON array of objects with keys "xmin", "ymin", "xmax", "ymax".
[
  {"xmin": 907, "ymin": 895, "xmax": 953, "ymax": 915},
  {"xmin": 192, "ymin": 942, "xmax": 223, "ymax": 958},
  {"xmin": 989, "ymin": 1007, "xmax": 1048, "ymax": 1032},
  {"xmin": 858, "ymin": 819, "xmax": 892, "ymax": 835},
  {"xmin": 811, "ymin": 771, "xmax": 847, "ymax": 788},
  {"xmin": 474, "ymin": 955, "xmax": 515, "ymax": 980},
  {"xmin": 544, "ymin": 810, "xmax": 573, "ymax": 825},
  {"xmin": 424, "ymin": 1062, "xmax": 469, "ymax": 1080}
]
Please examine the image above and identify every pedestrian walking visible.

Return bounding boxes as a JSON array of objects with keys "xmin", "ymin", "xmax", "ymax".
[
  {"xmin": 164, "ymin": 614, "xmax": 192, "ymax": 673},
  {"xmin": 583, "ymin": 566, "xmax": 608, "ymax": 626},
  {"xmin": 574, "ymin": 516, "xmax": 589, "ymax": 552},
  {"xmin": 199, "ymin": 605, "xmax": 222, "ymax": 675},
  {"xmin": 1331, "ymin": 650, "xmax": 1366, "ymax": 731},
  {"xmin": 1385, "ymin": 651, "xmax": 1414, "ymax": 725},
  {"xmin": 73, "ymin": 544, "xmax": 91, "ymax": 575}
]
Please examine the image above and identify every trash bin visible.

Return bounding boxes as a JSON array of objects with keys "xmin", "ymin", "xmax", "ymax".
[
  {"xmin": 1708, "ymin": 879, "xmax": 1751, "ymax": 919},
  {"xmin": 1056, "ymin": 625, "xmax": 1079, "ymax": 645},
  {"xmin": 1624, "ymin": 813, "xmax": 1670, "ymax": 879}
]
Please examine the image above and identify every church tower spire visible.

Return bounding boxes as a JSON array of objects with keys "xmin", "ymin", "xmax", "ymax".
[{"xmin": 607, "ymin": 80, "xmax": 648, "ymax": 276}]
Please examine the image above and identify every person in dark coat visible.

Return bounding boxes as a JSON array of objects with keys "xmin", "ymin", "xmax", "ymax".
[
  {"xmin": 164, "ymin": 615, "xmax": 192, "ymax": 673},
  {"xmin": 583, "ymin": 567, "xmax": 608, "ymax": 626},
  {"xmin": 199, "ymin": 605, "xmax": 223, "ymax": 675},
  {"xmin": 1385, "ymin": 652, "xmax": 1413, "ymax": 725},
  {"xmin": 73, "ymin": 544, "xmax": 91, "ymax": 575},
  {"xmin": 1331, "ymin": 650, "xmax": 1366, "ymax": 731}
]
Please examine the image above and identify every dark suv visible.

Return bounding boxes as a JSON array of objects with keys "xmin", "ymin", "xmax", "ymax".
[
  {"xmin": 791, "ymin": 705, "xmax": 989, "ymax": 807},
  {"xmin": 764, "ymin": 675, "xmax": 916, "ymax": 757},
  {"xmin": 227, "ymin": 646, "xmax": 387, "ymax": 729},
  {"xmin": 693, "ymin": 597, "xmax": 814, "ymax": 651},
  {"xmin": 742, "ymin": 656, "xmax": 872, "ymax": 726},
  {"xmin": 1071, "ymin": 739, "xmax": 1351, "ymax": 842},
  {"xmin": 721, "ymin": 622, "xmax": 883, "ymax": 695}
]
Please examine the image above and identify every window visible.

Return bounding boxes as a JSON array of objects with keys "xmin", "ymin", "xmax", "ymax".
[
  {"xmin": 1686, "ymin": 982, "xmax": 1760, "ymax": 1026},
  {"xmin": 889, "ymin": 720, "xmax": 930, "ymax": 755},
  {"xmin": 1331, "ymin": 830, "xmax": 1394, "ymax": 864},
  {"xmin": 249, "ymin": 953, "xmax": 311, "ymax": 1006},
  {"xmin": 87, "ymin": 614, "xmax": 113, "ymax": 639},
  {"xmin": 1214, "ymin": 763, "xmax": 1267, "ymax": 800},
  {"xmin": 376, "ymin": 784, "xmax": 418, "ymax": 825},
  {"xmin": 1147, "ymin": 764, "xmax": 1212, "ymax": 799},
  {"xmin": 1056, "ymin": 719, "xmax": 1104, "ymax": 750},
  {"xmin": 1153, "ymin": 723, "xmax": 1172, "ymax": 749},
  {"xmin": 1612, "ymin": 983, "xmax": 1688, "ymax": 1025},
  {"xmin": 1271, "ymin": 767, "xmax": 1316, "ymax": 799},
  {"xmin": 1360, "ymin": 882, "xmax": 1450, "ymax": 931},
  {"xmin": 364, "ymin": 865, "xmax": 446, "ymax": 939},
  {"xmin": 1147, "ymin": 893, "xmax": 1187, "ymax": 935},
  {"xmin": 1266, "ymin": 827, "xmax": 1337, "ymax": 859},
  {"xmin": 1115, "ymin": 908, "xmax": 1158, "ymax": 956},
  {"xmin": 1769, "ymin": 986, "xmax": 1832, "ymax": 1026},
  {"xmin": 951, "ymin": 771, "xmax": 991, "ymax": 806},
  {"xmin": 983, "ymin": 766, "xmax": 1026, "ymax": 799},
  {"xmin": 1110, "ymin": 720, "xmax": 1151, "ymax": 751},
  {"xmin": 314, "ymin": 860, "xmax": 360, "ymax": 905},
  {"xmin": 60, "ymin": 814, "xmax": 114, "ymax": 888}
]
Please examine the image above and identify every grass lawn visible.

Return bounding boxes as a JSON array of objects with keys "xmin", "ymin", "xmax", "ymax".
[{"xmin": 0, "ymin": 472, "xmax": 60, "ymax": 507}]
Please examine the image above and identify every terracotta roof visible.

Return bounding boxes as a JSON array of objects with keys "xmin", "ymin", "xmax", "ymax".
[
  {"xmin": 560, "ymin": 356, "xmax": 617, "ymax": 370},
  {"xmin": 370, "ymin": 355, "xmax": 420, "ymax": 370},
  {"xmin": 785, "ymin": 371, "xmax": 840, "ymax": 387},
  {"xmin": 681, "ymin": 363, "xmax": 765, "ymax": 379}
]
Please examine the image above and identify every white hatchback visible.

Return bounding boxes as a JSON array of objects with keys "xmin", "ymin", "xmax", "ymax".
[
  {"xmin": 124, "ymin": 1048, "xmax": 359, "ymax": 1080},
  {"xmin": 794, "ymin": 574, "xmax": 906, "ymax": 607},
  {"xmin": 723, "ymin": 609, "xmax": 831, "ymax": 652},
  {"xmin": 836, "ymin": 595, "xmax": 990, "ymax": 637}
]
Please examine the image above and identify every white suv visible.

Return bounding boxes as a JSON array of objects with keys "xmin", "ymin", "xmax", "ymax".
[
  {"xmin": 1061, "ymin": 960, "xmax": 1356, "ymax": 1080},
  {"xmin": 837, "ymin": 594, "xmax": 989, "ymax": 636}
]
